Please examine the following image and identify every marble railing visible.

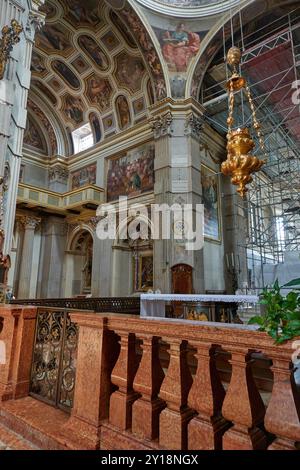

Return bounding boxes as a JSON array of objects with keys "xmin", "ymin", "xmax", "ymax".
[
  {"xmin": 0, "ymin": 306, "xmax": 299, "ymax": 450},
  {"xmin": 66, "ymin": 312, "xmax": 300, "ymax": 450}
]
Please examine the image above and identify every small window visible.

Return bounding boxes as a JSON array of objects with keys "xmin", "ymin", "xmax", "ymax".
[{"xmin": 72, "ymin": 123, "xmax": 94, "ymax": 154}]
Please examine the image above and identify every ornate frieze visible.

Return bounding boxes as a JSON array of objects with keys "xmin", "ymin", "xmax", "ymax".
[
  {"xmin": 151, "ymin": 111, "xmax": 173, "ymax": 139},
  {"xmin": 184, "ymin": 113, "xmax": 204, "ymax": 141}
]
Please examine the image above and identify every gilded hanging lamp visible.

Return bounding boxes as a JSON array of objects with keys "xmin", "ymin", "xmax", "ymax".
[{"xmin": 221, "ymin": 46, "xmax": 267, "ymax": 197}]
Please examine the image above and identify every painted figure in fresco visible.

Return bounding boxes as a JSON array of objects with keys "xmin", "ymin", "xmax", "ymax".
[
  {"xmin": 24, "ymin": 119, "xmax": 44, "ymax": 150},
  {"xmin": 107, "ymin": 146, "xmax": 155, "ymax": 202},
  {"xmin": 116, "ymin": 96, "xmax": 131, "ymax": 129},
  {"xmin": 141, "ymin": 257, "xmax": 153, "ymax": 290},
  {"xmin": 90, "ymin": 113, "xmax": 101, "ymax": 143},
  {"xmin": 64, "ymin": 95, "xmax": 84, "ymax": 124},
  {"xmin": 162, "ymin": 23, "xmax": 200, "ymax": 72},
  {"xmin": 116, "ymin": 53, "xmax": 145, "ymax": 92},
  {"xmin": 82, "ymin": 243, "xmax": 93, "ymax": 289},
  {"xmin": 78, "ymin": 35, "xmax": 109, "ymax": 70},
  {"xmin": 66, "ymin": 0, "xmax": 99, "ymax": 24},
  {"xmin": 37, "ymin": 24, "xmax": 70, "ymax": 52},
  {"xmin": 202, "ymin": 169, "xmax": 219, "ymax": 239},
  {"xmin": 87, "ymin": 77, "xmax": 111, "ymax": 109},
  {"xmin": 52, "ymin": 60, "xmax": 80, "ymax": 89}
]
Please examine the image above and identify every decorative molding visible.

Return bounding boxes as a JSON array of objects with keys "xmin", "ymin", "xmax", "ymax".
[
  {"xmin": 0, "ymin": 20, "xmax": 23, "ymax": 80},
  {"xmin": 151, "ymin": 111, "xmax": 173, "ymax": 140},
  {"xmin": 27, "ymin": 9, "xmax": 46, "ymax": 33},
  {"xmin": 19, "ymin": 216, "xmax": 41, "ymax": 230},
  {"xmin": 48, "ymin": 165, "xmax": 69, "ymax": 183},
  {"xmin": 88, "ymin": 216, "xmax": 101, "ymax": 231},
  {"xmin": 184, "ymin": 113, "xmax": 204, "ymax": 141}
]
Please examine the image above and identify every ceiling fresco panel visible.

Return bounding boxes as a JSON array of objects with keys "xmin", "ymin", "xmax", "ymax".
[
  {"xmin": 85, "ymin": 73, "xmax": 113, "ymax": 111},
  {"xmin": 101, "ymin": 31, "xmax": 120, "ymax": 52},
  {"xmin": 114, "ymin": 51, "xmax": 146, "ymax": 94},
  {"xmin": 71, "ymin": 55, "xmax": 91, "ymax": 74},
  {"xmin": 51, "ymin": 59, "xmax": 81, "ymax": 90},
  {"xmin": 77, "ymin": 34, "xmax": 110, "ymax": 71},
  {"xmin": 35, "ymin": 23, "xmax": 73, "ymax": 57},
  {"xmin": 61, "ymin": 93, "xmax": 85, "ymax": 126},
  {"xmin": 62, "ymin": 0, "xmax": 104, "ymax": 29},
  {"xmin": 115, "ymin": 95, "xmax": 132, "ymax": 130}
]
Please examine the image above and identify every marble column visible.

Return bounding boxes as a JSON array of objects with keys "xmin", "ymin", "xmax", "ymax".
[
  {"xmin": 37, "ymin": 217, "xmax": 67, "ymax": 298},
  {"xmin": 150, "ymin": 99, "xmax": 205, "ymax": 293},
  {"xmin": 0, "ymin": 1, "xmax": 45, "ymax": 256},
  {"xmin": 17, "ymin": 216, "xmax": 40, "ymax": 298}
]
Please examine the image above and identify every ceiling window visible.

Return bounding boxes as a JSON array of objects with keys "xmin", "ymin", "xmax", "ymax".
[{"xmin": 72, "ymin": 123, "xmax": 94, "ymax": 154}]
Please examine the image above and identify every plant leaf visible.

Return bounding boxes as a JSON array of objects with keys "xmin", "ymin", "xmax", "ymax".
[
  {"xmin": 248, "ymin": 316, "xmax": 264, "ymax": 326},
  {"xmin": 283, "ymin": 278, "xmax": 300, "ymax": 288}
]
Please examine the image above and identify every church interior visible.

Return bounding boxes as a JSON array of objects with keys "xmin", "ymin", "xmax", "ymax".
[{"xmin": 0, "ymin": 0, "xmax": 299, "ymax": 452}]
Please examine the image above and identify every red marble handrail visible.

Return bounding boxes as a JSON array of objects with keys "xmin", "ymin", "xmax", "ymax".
[{"xmin": 66, "ymin": 312, "xmax": 300, "ymax": 451}]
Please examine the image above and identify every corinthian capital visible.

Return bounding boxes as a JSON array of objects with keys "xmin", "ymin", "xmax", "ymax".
[
  {"xmin": 151, "ymin": 111, "xmax": 173, "ymax": 140},
  {"xmin": 20, "ymin": 216, "xmax": 41, "ymax": 230},
  {"xmin": 184, "ymin": 113, "xmax": 204, "ymax": 141}
]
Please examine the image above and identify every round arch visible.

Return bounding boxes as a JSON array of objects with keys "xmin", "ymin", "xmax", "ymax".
[
  {"xmin": 64, "ymin": 226, "xmax": 95, "ymax": 297},
  {"xmin": 187, "ymin": 0, "xmax": 296, "ymax": 99},
  {"xmin": 67, "ymin": 224, "xmax": 95, "ymax": 252}
]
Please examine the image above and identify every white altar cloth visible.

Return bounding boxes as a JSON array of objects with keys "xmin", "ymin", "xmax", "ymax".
[{"xmin": 140, "ymin": 294, "xmax": 259, "ymax": 317}]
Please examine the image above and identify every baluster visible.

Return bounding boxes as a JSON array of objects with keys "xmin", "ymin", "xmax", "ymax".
[
  {"xmin": 63, "ymin": 314, "xmax": 117, "ymax": 449},
  {"xmin": 159, "ymin": 339, "xmax": 194, "ymax": 450},
  {"xmin": 188, "ymin": 342, "xmax": 230, "ymax": 449},
  {"xmin": 132, "ymin": 335, "xmax": 165, "ymax": 440},
  {"xmin": 264, "ymin": 353, "xmax": 300, "ymax": 450},
  {"xmin": 222, "ymin": 348, "xmax": 267, "ymax": 450},
  {"xmin": 109, "ymin": 331, "xmax": 139, "ymax": 430}
]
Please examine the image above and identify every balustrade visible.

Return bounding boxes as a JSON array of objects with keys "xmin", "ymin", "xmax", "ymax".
[{"xmin": 0, "ymin": 306, "xmax": 299, "ymax": 450}]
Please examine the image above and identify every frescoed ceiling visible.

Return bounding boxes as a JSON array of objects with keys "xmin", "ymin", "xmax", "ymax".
[{"xmin": 27, "ymin": 0, "xmax": 157, "ymax": 156}]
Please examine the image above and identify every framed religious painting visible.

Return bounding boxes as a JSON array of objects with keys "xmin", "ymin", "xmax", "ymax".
[
  {"xmin": 201, "ymin": 164, "xmax": 221, "ymax": 243},
  {"xmin": 133, "ymin": 253, "xmax": 154, "ymax": 292}
]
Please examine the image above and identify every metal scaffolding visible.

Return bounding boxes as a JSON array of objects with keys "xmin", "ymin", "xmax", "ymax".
[{"xmin": 200, "ymin": 6, "xmax": 300, "ymax": 290}]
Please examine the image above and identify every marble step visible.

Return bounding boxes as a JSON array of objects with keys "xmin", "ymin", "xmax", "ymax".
[
  {"xmin": 0, "ymin": 397, "xmax": 70, "ymax": 450},
  {"xmin": 0, "ymin": 422, "xmax": 39, "ymax": 450}
]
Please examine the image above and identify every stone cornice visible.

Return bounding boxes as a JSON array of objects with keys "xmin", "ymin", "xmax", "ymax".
[{"xmin": 150, "ymin": 97, "xmax": 205, "ymax": 118}]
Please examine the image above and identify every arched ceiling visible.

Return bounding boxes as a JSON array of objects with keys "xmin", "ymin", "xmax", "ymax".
[{"xmin": 26, "ymin": 0, "xmax": 166, "ymax": 157}]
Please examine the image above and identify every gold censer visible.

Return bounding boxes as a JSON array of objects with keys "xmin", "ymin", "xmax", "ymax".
[{"xmin": 221, "ymin": 46, "xmax": 266, "ymax": 197}]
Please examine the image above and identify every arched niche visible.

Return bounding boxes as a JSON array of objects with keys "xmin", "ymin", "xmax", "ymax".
[{"xmin": 64, "ymin": 229, "xmax": 94, "ymax": 297}]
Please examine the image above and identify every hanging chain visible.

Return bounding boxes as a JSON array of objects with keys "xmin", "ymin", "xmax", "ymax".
[
  {"xmin": 227, "ymin": 79, "xmax": 235, "ymax": 135},
  {"xmin": 245, "ymin": 85, "xmax": 268, "ymax": 160}
]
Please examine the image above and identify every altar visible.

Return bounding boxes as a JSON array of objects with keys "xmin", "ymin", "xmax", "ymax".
[{"xmin": 140, "ymin": 293, "xmax": 259, "ymax": 322}]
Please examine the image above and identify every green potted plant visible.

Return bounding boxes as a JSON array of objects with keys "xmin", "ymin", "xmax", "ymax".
[{"xmin": 248, "ymin": 278, "xmax": 300, "ymax": 344}]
